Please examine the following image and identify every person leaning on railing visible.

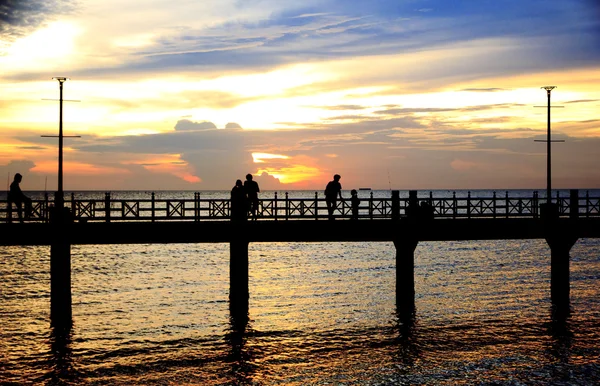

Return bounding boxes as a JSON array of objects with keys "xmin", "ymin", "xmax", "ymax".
[{"xmin": 8, "ymin": 173, "xmax": 32, "ymax": 223}]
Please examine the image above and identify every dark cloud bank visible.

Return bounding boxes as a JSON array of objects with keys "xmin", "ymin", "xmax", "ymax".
[{"xmin": 0, "ymin": 0, "xmax": 76, "ymax": 42}]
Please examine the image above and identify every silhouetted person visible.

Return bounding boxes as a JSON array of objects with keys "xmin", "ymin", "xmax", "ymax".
[
  {"xmin": 8, "ymin": 173, "xmax": 32, "ymax": 223},
  {"xmin": 231, "ymin": 179, "xmax": 247, "ymax": 221},
  {"xmin": 350, "ymin": 189, "xmax": 360, "ymax": 220},
  {"xmin": 244, "ymin": 173, "xmax": 260, "ymax": 220},
  {"xmin": 325, "ymin": 174, "xmax": 343, "ymax": 220}
]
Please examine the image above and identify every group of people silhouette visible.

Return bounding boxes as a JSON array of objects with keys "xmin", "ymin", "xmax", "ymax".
[
  {"xmin": 325, "ymin": 174, "xmax": 360, "ymax": 220},
  {"xmin": 8, "ymin": 172, "xmax": 363, "ymax": 222},
  {"xmin": 230, "ymin": 173, "xmax": 360, "ymax": 221},
  {"xmin": 231, "ymin": 174, "xmax": 261, "ymax": 221}
]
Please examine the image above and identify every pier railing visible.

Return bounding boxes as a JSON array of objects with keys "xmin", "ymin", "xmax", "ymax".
[{"xmin": 2, "ymin": 190, "xmax": 599, "ymax": 223}]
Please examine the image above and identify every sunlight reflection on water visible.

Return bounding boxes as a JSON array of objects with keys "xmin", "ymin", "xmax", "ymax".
[{"xmin": 1, "ymin": 223, "xmax": 599, "ymax": 384}]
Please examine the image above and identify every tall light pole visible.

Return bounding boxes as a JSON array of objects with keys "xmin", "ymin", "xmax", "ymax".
[
  {"xmin": 52, "ymin": 76, "xmax": 66, "ymax": 198},
  {"xmin": 535, "ymin": 86, "xmax": 564, "ymax": 205},
  {"xmin": 543, "ymin": 86, "xmax": 554, "ymax": 204},
  {"xmin": 41, "ymin": 77, "xmax": 80, "ymax": 211}
]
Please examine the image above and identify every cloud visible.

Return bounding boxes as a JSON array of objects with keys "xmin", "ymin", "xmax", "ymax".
[
  {"xmin": 319, "ymin": 104, "xmax": 367, "ymax": 110},
  {"xmin": 174, "ymin": 120, "xmax": 217, "ymax": 131},
  {"xmin": 459, "ymin": 88, "xmax": 508, "ymax": 92},
  {"xmin": 5, "ymin": 93, "xmax": 600, "ymax": 190},
  {"xmin": 0, "ymin": 0, "xmax": 76, "ymax": 43},
  {"xmin": 253, "ymin": 171, "xmax": 283, "ymax": 190},
  {"xmin": 563, "ymin": 99, "xmax": 599, "ymax": 104},
  {"xmin": 4, "ymin": 0, "xmax": 593, "ymax": 84}
]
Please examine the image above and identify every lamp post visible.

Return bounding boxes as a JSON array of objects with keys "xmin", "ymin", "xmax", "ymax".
[
  {"xmin": 542, "ymin": 86, "xmax": 555, "ymax": 204},
  {"xmin": 55, "ymin": 77, "xmax": 67, "ymax": 208},
  {"xmin": 41, "ymin": 77, "xmax": 80, "ymax": 211},
  {"xmin": 535, "ymin": 86, "xmax": 564, "ymax": 206}
]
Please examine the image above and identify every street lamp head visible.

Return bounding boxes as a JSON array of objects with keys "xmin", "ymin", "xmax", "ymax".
[
  {"xmin": 52, "ymin": 77, "xmax": 70, "ymax": 83},
  {"xmin": 541, "ymin": 86, "xmax": 556, "ymax": 96}
]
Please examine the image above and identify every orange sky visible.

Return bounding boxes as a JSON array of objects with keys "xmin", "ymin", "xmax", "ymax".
[{"xmin": 1, "ymin": 1, "xmax": 599, "ymax": 191}]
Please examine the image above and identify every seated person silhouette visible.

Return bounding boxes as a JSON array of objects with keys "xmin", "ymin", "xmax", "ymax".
[{"xmin": 8, "ymin": 173, "xmax": 32, "ymax": 223}]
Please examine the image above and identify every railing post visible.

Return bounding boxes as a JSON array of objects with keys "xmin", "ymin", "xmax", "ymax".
[
  {"xmin": 7, "ymin": 195, "xmax": 12, "ymax": 223},
  {"xmin": 285, "ymin": 192, "xmax": 289, "ymax": 220},
  {"xmin": 429, "ymin": 191, "xmax": 434, "ymax": 218},
  {"xmin": 105, "ymin": 192, "xmax": 111, "ymax": 222},
  {"xmin": 452, "ymin": 192, "xmax": 457, "ymax": 219},
  {"xmin": 505, "ymin": 191, "xmax": 509, "ymax": 218},
  {"xmin": 274, "ymin": 192, "xmax": 278, "ymax": 221},
  {"xmin": 533, "ymin": 191, "xmax": 539, "ymax": 219},
  {"xmin": 467, "ymin": 191, "xmax": 471, "ymax": 218},
  {"xmin": 493, "ymin": 191, "xmax": 497, "ymax": 218},
  {"xmin": 570, "ymin": 189, "xmax": 579, "ymax": 219},
  {"xmin": 195, "ymin": 192, "xmax": 200, "ymax": 221},
  {"xmin": 45, "ymin": 192, "xmax": 49, "ymax": 223},
  {"xmin": 314, "ymin": 191, "xmax": 318, "ymax": 220},
  {"xmin": 392, "ymin": 190, "xmax": 400, "ymax": 220},
  {"xmin": 151, "ymin": 192, "xmax": 156, "ymax": 222},
  {"xmin": 369, "ymin": 191, "xmax": 373, "ymax": 220}
]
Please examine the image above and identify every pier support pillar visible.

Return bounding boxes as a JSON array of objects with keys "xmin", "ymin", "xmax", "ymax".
[
  {"xmin": 542, "ymin": 201, "xmax": 578, "ymax": 314},
  {"xmin": 394, "ymin": 238, "xmax": 418, "ymax": 315},
  {"xmin": 230, "ymin": 239, "xmax": 249, "ymax": 317},
  {"xmin": 50, "ymin": 207, "xmax": 73, "ymax": 329},
  {"xmin": 547, "ymin": 235, "xmax": 576, "ymax": 312}
]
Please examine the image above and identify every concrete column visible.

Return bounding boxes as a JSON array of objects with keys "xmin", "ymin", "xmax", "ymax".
[
  {"xmin": 546, "ymin": 235, "xmax": 577, "ymax": 310},
  {"xmin": 394, "ymin": 238, "xmax": 418, "ymax": 314},
  {"xmin": 230, "ymin": 240, "xmax": 249, "ymax": 316},
  {"xmin": 542, "ymin": 198, "xmax": 578, "ymax": 312},
  {"xmin": 50, "ymin": 207, "xmax": 72, "ymax": 328}
]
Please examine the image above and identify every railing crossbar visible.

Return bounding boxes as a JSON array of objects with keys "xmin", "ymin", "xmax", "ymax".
[{"xmin": 1, "ymin": 191, "xmax": 598, "ymax": 222}]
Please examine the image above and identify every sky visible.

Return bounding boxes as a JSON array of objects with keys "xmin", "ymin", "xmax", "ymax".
[{"xmin": 1, "ymin": 0, "xmax": 599, "ymax": 191}]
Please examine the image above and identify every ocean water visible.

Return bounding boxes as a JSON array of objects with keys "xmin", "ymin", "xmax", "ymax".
[{"xmin": 1, "ymin": 190, "xmax": 599, "ymax": 385}]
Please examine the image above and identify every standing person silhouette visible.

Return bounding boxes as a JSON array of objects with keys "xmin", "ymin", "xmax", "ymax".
[
  {"xmin": 324, "ymin": 174, "xmax": 343, "ymax": 220},
  {"xmin": 244, "ymin": 173, "xmax": 260, "ymax": 220},
  {"xmin": 8, "ymin": 173, "xmax": 32, "ymax": 223},
  {"xmin": 230, "ymin": 179, "xmax": 247, "ymax": 221}
]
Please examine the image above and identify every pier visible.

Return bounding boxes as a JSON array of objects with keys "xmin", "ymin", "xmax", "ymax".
[{"xmin": 1, "ymin": 189, "xmax": 599, "ymax": 328}]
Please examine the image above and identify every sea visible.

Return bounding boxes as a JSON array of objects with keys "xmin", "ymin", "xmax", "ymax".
[{"xmin": 1, "ymin": 189, "xmax": 599, "ymax": 385}]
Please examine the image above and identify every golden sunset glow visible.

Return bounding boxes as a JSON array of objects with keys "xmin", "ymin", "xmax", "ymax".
[
  {"xmin": 256, "ymin": 165, "xmax": 323, "ymax": 184},
  {"xmin": 0, "ymin": 0, "xmax": 598, "ymax": 190},
  {"xmin": 32, "ymin": 160, "xmax": 129, "ymax": 176},
  {"xmin": 252, "ymin": 153, "xmax": 290, "ymax": 163}
]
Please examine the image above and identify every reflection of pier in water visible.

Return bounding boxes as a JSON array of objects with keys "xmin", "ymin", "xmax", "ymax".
[{"xmin": 1, "ymin": 190, "xmax": 599, "ymax": 330}]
